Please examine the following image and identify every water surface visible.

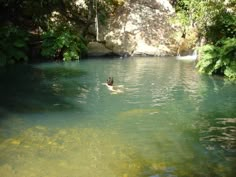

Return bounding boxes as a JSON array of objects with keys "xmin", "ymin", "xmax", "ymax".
[{"xmin": 0, "ymin": 57, "xmax": 235, "ymax": 177}]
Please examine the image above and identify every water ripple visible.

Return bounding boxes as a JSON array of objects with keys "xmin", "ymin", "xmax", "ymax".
[{"xmin": 200, "ymin": 118, "xmax": 236, "ymax": 154}]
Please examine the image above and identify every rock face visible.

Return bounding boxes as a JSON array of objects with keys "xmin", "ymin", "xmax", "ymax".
[
  {"xmin": 87, "ymin": 42, "xmax": 113, "ymax": 57},
  {"xmin": 177, "ymin": 27, "xmax": 199, "ymax": 56},
  {"xmin": 88, "ymin": 0, "xmax": 184, "ymax": 57}
]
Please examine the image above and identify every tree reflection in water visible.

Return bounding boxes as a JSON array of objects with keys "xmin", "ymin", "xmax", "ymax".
[{"xmin": 200, "ymin": 118, "xmax": 236, "ymax": 160}]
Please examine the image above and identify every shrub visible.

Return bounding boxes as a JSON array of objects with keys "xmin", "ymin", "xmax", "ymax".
[
  {"xmin": 41, "ymin": 25, "xmax": 87, "ymax": 61},
  {"xmin": 206, "ymin": 10, "xmax": 236, "ymax": 44},
  {"xmin": 196, "ymin": 38, "xmax": 236, "ymax": 80},
  {"xmin": 0, "ymin": 25, "xmax": 29, "ymax": 66}
]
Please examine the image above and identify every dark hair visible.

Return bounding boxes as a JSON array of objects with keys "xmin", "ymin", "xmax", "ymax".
[{"xmin": 107, "ymin": 77, "xmax": 114, "ymax": 86}]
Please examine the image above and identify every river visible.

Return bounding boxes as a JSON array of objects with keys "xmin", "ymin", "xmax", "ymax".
[{"xmin": 0, "ymin": 57, "xmax": 235, "ymax": 177}]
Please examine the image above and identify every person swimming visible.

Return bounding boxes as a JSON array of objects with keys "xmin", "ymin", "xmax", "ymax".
[
  {"xmin": 104, "ymin": 77, "xmax": 124, "ymax": 94},
  {"xmin": 107, "ymin": 77, "xmax": 114, "ymax": 86}
]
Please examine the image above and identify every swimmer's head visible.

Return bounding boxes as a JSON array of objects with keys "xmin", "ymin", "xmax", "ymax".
[{"xmin": 107, "ymin": 77, "xmax": 114, "ymax": 86}]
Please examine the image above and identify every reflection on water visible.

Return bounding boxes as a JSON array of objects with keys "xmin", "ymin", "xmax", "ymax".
[
  {"xmin": 0, "ymin": 63, "xmax": 87, "ymax": 113},
  {"xmin": 200, "ymin": 118, "xmax": 236, "ymax": 158},
  {"xmin": 0, "ymin": 57, "xmax": 236, "ymax": 177}
]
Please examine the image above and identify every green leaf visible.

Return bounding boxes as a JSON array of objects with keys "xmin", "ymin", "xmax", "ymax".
[
  {"xmin": 0, "ymin": 53, "xmax": 7, "ymax": 66},
  {"xmin": 14, "ymin": 40, "xmax": 26, "ymax": 48}
]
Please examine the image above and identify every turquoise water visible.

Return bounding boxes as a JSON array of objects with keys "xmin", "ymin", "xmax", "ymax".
[{"xmin": 0, "ymin": 57, "xmax": 235, "ymax": 177}]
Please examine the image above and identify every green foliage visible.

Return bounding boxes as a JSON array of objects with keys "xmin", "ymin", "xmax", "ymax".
[
  {"xmin": 0, "ymin": 25, "xmax": 28, "ymax": 66},
  {"xmin": 174, "ymin": 0, "xmax": 236, "ymax": 79},
  {"xmin": 206, "ymin": 11, "xmax": 236, "ymax": 43},
  {"xmin": 176, "ymin": 0, "xmax": 200, "ymax": 24},
  {"xmin": 195, "ymin": 2, "xmax": 236, "ymax": 80},
  {"xmin": 174, "ymin": 0, "xmax": 222, "ymax": 32},
  {"xmin": 0, "ymin": 0, "xmax": 123, "ymax": 63},
  {"xmin": 41, "ymin": 25, "xmax": 87, "ymax": 61},
  {"xmin": 196, "ymin": 38, "xmax": 236, "ymax": 80}
]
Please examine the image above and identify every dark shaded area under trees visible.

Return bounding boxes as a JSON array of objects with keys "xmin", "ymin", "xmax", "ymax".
[
  {"xmin": 0, "ymin": 63, "xmax": 87, "ymax": 115},
  {"xmin": 0, "ymin": 0, "xmax": 120, "ymax": 64}
]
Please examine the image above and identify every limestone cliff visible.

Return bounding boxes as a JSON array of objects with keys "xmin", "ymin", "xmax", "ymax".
[{"xmin": 87, "ymin": 0, "xmax": 186, "ymax": 57}]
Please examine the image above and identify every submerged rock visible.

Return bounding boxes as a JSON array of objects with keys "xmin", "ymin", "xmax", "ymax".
[
  {"xmin": 0, "ymin": 126, "xmax": 145, "ymax": 177},
  {"xmin": 118, "ymin": 108, "xmax": 159, "ymax": 118}
]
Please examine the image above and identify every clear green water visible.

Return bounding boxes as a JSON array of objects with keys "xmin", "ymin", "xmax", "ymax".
[{"xmin": 0, "ymin": 57, "xmax": 235, "ymax": 177}]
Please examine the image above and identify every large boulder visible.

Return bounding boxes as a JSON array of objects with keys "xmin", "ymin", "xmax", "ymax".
[
  {"xmin": 98, "ymin": 0, "xmax": 180, "ymax": 57},
  {"xmin": 87, "ymin": 42, "xmax": 114, "ymax": 57}
]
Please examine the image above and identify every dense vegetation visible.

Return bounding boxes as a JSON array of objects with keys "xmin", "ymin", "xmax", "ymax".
[
  {"xmin": 174, "ymin": 0, "xmax": 236, "ymax": 80},
  {"xmin": 0, "ymin": 0, "xmax": 123, "ymax": 65},
  {"xmin": 0, "ymin": 0, "xmax": 235, "ymax": 79}
]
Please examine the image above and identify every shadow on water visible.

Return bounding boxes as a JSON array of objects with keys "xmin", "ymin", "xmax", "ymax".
[
  {"xmin": 190, "ymin": 76, "xmax": 236, "ymax": 177},
  {"xmin": 0, "ymin": 63, "xmax": 87, "ymax": 116}
]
